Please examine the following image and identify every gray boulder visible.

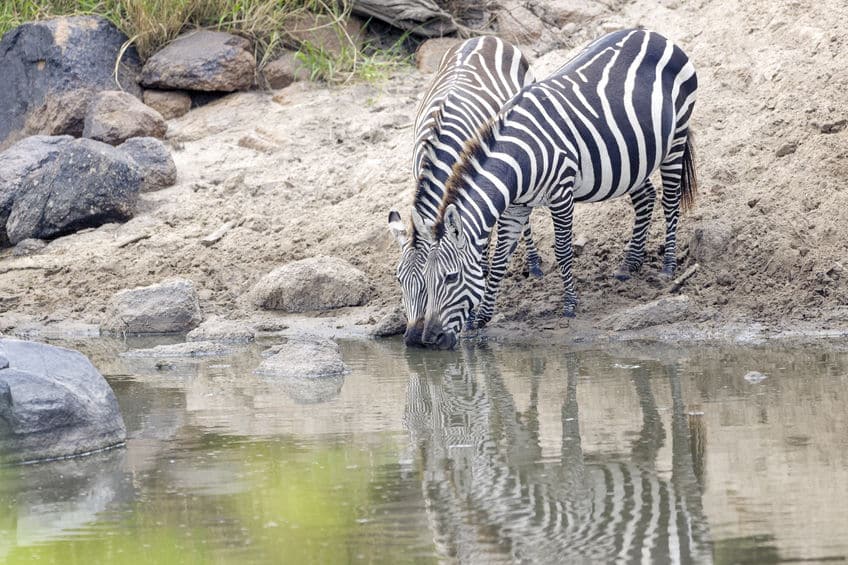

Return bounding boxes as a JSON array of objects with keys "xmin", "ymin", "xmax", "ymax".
[
  {"xmin": 0, "ymin": 135, "xmax": 72, "ymax": 246},
  {"xmin": 186, "ymin": 317, "xmax": 255, "ymax": 343},
  {"xmin": 0, "ymin": 15, "xmax": 142, "ymax": 150},
  {"xmin": 140, "ymin": 31, "xmax": 255, "ymax": 92},
  {"xmin": 252, "ymin": 256, "xmax": 370, "ymax": 312},
  {"xmin": 102, "ymin": 278, "xmax": 203, "ymax": 335},
  {"xmin": 256, "ymin": 338, "xmax": 347, "ymax": 403},
  {"xmin": 12, "ymin": 238, "xmax": 47, "ymax": 257},
  {"xmin": 0, "ymin": 338, "xmax": 127, "ymax": 465},
  {"xmin": 4, "ymin": 137, "xmax": 142, "ymax": 245},
  {"xmin": 601, "ymin": 295, "xmax": 692, "ymax": 331},
  {"xmin": 142, "ymin": 89, "xmax": 192, "ymax": 119},
  {"xmin": 83, "ymin": 90, "xmax": 167, "ymax": 145},
  {"xmin": 118, "ymin": 137, "xmax": 176, "ymax": 192},
  {"xmin": 371, "ymin": 304, "xmax": 406, "ymax": 337}
]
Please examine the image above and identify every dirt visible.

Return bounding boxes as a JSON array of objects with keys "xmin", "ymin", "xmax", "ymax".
[{"xmin": 1, "ymin": 0, "xmax": 846, "ymax": 341}]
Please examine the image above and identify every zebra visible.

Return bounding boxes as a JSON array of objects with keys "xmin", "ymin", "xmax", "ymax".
[
  {"xmin": 387, "ymin": 36, "xmax": 544, "ymax": 347},
  {"xmin": 418, "ymin": 29, "xmax": 698, "ymax": 349},
  {"xmin": 403, "ymin": 346, "xmax": 713, "ymax": 563}
]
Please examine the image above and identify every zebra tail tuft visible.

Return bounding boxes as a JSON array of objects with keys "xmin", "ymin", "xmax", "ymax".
[{"xmin": 680, "ymin": 132, "xmax": 697, "ymax": 214}]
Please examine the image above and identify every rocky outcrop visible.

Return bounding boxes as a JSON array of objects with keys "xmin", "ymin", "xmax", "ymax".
[
  {"xmin": 117, "ymin": 137, "xmax": 176, "ymax": 192},
  {"xmin": 0, "ymin": 135, "xmax": 72, "ymax": 246},
  {"xmin": 102, "ymin": 279, "xmax": 202, "ymax": 334},
  {"xmin": 142, "ymin": 89, "xmax": 192, "ymax": 119},
  {"xmin": 4, "ymin": 137, "xmax": 142, "ymax": 245},
  {"xmin": 252, "ymin": 256, "xmax": 370, "ymax": 312},
  {"xmin": 601, "ymin": 295, "xmax": 692, "ymax": 331},
  {"xmin": 82, "ymin": 90, "xmax": 167, "ymax": 145},
  {"xmin": 415, "ymin": 38, "xmax": 463, "ymax": 73},
  {"xmin": 0, "ymin": 338, "xmax": 126, "ymax": 465},
  {"xmin": 186, "ymin": 317, "xmax": 255, "ymax": 343},
  {"xmin": 0, "ymin": 16, "xmax": 142, "ymax": 150},
  {"xmin": 140, "ymin": 31, "xmax": 255, "ymax": 92}
]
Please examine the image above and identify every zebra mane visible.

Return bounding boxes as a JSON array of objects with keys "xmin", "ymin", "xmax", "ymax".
[{"xmin": 434, "ymin": 115, "xmax": 501, "ymax": 239}]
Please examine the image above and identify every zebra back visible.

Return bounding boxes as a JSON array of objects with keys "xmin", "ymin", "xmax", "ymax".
[{"xmin": 411, "ymin": 36, "xmax": 534, "ymax": 225}]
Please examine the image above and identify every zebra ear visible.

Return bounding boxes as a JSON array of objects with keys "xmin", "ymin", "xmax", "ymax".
[
  {"xmin": 387, "ymin": 209, "xmax": 408, "ymax": 246},
  {"xmin": 443, "ymin": 204, "xmax": 466, "ymax": 249},
  {"xmin": 411, "ymin": 209, "xmax": 432, "ymax": 243}
]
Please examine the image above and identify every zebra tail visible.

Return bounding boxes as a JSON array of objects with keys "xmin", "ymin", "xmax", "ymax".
[{"xmin": 680, "ymin": 132, "xmax": 697, "ymax": 214}]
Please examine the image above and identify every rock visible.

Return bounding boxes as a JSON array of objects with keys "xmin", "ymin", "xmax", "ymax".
[
  {"xmin": 743, "ymin": 371, "xmax": 768, "ymax": 383},
  {"xmin": 0, "ymin": 338, "xmax": 126, "ymax": 465},
  {"xmin": 12, "ymin": 238, "xmax": 47, "ymax": 257},
  {"xmin": 142, "ymin": 89, "xmax": 192, "ymax": 119},
  {"xmin": 117, "ymin": 137, "xmax": 176, "ymax": 192},
  {"xmin": 252, "ymin": 256, "xmax": 370, "ymax": 312},
  {"xmin": 0, "ymin": 15, "xmax": 142, "ymax": 150},
  {"xmin": 102, "ymin": 278, "xmax": 202, "ymax": 334},
  {"xmin": 140, "ymin": 30, "xmax": 256, "ymax": 92},
  {"xmin": 415, "ymin": 38, "xmax": 463, "ymax": 73},
  {"xmin": 371, "ymin": 304, "xmax": 406, "ymax": 337},
  {"xmin": 533, "ymin": 0, "xmax": 606, "ymax": 26},
  {"xmin": 285, "ymin": 13, "xmax": 364, "ymax": 58},
  {"xmin": 186, "ymin": 317, "xmax": 255, "ymax": 343},
  {"xmin": 82, "ymin": 90, "xmax": 167, "ymax": 145},
  {"xmin": 5, "ymin": 137, "xmax": 142, "ymax": 245},
  {"xmin": 689, "ymin": 220, "xmax": 733, "ymax": 264},
  {"xmin": 818, "ymin": 119, "xmax": 846, "ymax": 134},
  {"xmin": 0, "ymin": 135, "xmax": 73, "ymax": 245},
  {"xmin": 601, "ymin": 295, "xmax": 692, "ymax": 331},
  {"xmin": 497, "ymin": 5, "xmax": 545, "ymax": 44},
  {"xmin": 121, "ymin": 341, "xmax": 234, "ymax": 358},
  {"xmin": 261, "ymin": 51, "xmax": 310, "ymax": 89},
  {"xmin": 255, "ymin": 338, "xmax": 348, "ymax": 380},
  {"xmin": 776, "ymin": 141, "xmax": 798, "ymax": 157}
]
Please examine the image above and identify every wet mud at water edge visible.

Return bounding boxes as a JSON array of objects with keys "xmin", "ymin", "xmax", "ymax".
[{"xmin": 1, "ymin": 338, "xmax": 847, "ymax": 564}]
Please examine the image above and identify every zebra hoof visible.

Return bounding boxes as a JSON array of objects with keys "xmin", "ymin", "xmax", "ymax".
[
  {"xmin": 563, "ymin": 305, "xmax": 577, "ymax": 318},
  {"xmin": 614, "ymin": 270, "xmax": 631, "ymax": 282},
  {"xmin": 528, "ymin": 264, "xmax": 544, "ymax": 279},
  {"xmin": 661, "ymin": 266, "xmax": 676, "ymax": 280}
]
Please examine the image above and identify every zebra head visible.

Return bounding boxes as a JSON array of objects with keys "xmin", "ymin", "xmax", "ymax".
[
  {"xmin": 421, "ymin": 204, "xmax": 486, "ymax": 350},
  {"xmin": 388, "ymin": 208, "xmax": 435, "ymax": 347}
]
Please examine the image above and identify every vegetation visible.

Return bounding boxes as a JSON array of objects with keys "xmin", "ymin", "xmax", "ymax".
[{"xmin": 0, "ymin": 0, "xmax": 410, "ymax": 82}]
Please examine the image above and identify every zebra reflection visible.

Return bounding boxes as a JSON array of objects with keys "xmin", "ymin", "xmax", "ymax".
[{"xmin": 403, "ymin": 347, "xmax": 713, "ymax": 564}]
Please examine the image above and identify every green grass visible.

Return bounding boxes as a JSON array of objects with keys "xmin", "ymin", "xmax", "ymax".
[{"xmin": 0, "ymin": 0, "xmax": 410, "ymax": 83}]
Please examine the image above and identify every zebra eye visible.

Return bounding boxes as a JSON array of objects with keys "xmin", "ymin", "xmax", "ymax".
[{"xmin": 445, "ymin": 272, "xmax": 459, "ymax": 284}]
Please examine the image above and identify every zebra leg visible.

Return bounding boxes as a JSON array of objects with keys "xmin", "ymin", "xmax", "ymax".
[
  {"xmin": 521, "ymin": 218, "xmax": 544, "ymax": 279},
  {"xmin": 470, "ymin": 206, "xmax": 531, "ymax": 330},
  {"xmin": 660, "ymin": 137, "xmax": 690, "ymax": 278},
  {"xmin": 550, "ymin": 192, "xmax": 578, "ymax": 317},
  {"xmin": 614, "ymin": 179, "xmax": 656, "ymax": 281}
]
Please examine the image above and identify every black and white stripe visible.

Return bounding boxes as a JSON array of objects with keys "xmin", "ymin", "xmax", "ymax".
[
  {"xmin": 403, "ymin": 350, "xmax": 713, "ymax": 563},
  {"xmin": 419, "ymin": 30, "xmax": 698, "ymax": 346},
  {"xmin": 387, "ymin": 36, "xmax": 541, "ymax": 347}
]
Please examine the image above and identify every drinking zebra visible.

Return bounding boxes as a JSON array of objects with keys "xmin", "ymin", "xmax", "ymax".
[
  {"xmin": 419, "ymin": 29, "xmax": 698, "ymax": 348},
  {"xmin": 387, "ymin": 36, "xmax": 543, "ymax": 347}
]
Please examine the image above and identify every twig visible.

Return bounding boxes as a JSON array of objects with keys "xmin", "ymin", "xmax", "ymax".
[
  {"xmin": 669, "ymin": 263, "xmax": 700, "ymax": 293},
  {"xmin": 115, "ymin": 233, "xmax": 151, "ymax": 248}
]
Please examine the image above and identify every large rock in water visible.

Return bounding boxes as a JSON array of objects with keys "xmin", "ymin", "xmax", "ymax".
[
  {"xmin": 252, "ymin": 256, "xmax": 370, "ymax": 312},
  {"xmin": 117, "ymin": 136, "xmax": 176, "ymax": 192},
  {"xmin": 3, "ymin": 137, "xmax": 142, "ymax": 245},
  {"xmin": 102, "ymin": 278, "xmax": 203, "ymax": 334},
  {"xmin": 256, "ymin": 338, "xmax": 347, "ymax": 403},
  {"xmin": 0, "ymin": 15, "xmax": 142, "ymax": 150},
  {"xmin": 0, "ymin": 135, "xmax": 71, "ymax": 246},
  {"xmin": 82, "ymin": 90, "xmax": 167, "ymax": 145},
  {"xmin": 0, "ymin": 338, "xmax": 127, "ymax": 465},
  {"xmin": 140, "ymin": 31, "xmax": 255, "ymax": 92}
]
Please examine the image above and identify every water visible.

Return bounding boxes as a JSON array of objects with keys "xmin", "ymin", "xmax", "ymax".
[{"xmin": 1, "ymin": 338, "xmax": 847, "ymax": 564}]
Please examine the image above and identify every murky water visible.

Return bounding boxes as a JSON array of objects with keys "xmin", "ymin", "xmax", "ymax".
[{"xmin": 1, "ymin": 338, "xmax": 847, "ymax": 564}]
